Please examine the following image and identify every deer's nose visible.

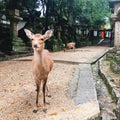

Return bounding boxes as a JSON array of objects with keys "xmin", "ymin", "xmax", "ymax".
[{"xmin": 33, "ymin": 44, "xmax": 37, "ymax": 48}]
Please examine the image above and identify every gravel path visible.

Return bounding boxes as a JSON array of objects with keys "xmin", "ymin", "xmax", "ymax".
[
  {"xmin": 0, "ymin": 46, "xmax": 109, "ymax": 120},
  {"xmin": 0, "ymin": 60, "xmax": 77, "ymax": 120}
]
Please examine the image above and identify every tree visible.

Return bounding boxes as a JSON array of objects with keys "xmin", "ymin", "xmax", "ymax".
[
  {"xmin": 73, "ymin": 0, "xmax": 110, "ymax": 29},
  {"xmin": 0, "ymin": 0, "xmax": 111, "ymax": 52}
]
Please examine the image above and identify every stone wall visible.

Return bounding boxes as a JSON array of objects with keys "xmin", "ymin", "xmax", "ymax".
[{"xmin": 106, "ymin": 47, "xmax": 120, "ymax": 74}]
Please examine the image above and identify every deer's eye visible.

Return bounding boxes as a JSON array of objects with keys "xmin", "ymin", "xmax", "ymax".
[{"xmin": 41, "ymin": 38, "xmax": 44, "ymax": 41}]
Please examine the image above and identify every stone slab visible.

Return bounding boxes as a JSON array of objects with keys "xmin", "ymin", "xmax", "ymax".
[
  {"xmin": 67, "ymin": 66, "xmax": 80, "ymax": 98},
  {"xmin": 75, "ymin": 64, "xmax": 98, "ymax": 105}
]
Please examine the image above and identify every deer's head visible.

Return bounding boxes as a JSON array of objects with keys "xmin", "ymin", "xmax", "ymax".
[{"xmin": 24, "ymin": 29, "xmax": 53, "ymax": 52}]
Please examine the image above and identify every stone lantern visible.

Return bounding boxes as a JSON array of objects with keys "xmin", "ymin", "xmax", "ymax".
[
  {"xmin": 9, "ymin": 9, "xmax": 23, "ymax": 38},
  {"xmin": 9, "ymin": 9, "xmax": 25, "ymax": 51},
  {"xmin": 109, "ymin": 0, "xmax": 120, "ymax": 47}
]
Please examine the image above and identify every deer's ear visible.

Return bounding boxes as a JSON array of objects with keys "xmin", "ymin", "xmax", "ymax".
[
  {"xmin": 43, "ymin": 29, "xmax": 54, "ymax": 41},
  {"xmin": 24, "ymin": 29, "xmax": 34, "ymax": 40}
]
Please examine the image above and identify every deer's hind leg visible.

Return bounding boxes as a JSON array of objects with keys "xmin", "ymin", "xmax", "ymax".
[{"xmin": 46, "ymin": 85, "xmax": 51, "ymax": 98}]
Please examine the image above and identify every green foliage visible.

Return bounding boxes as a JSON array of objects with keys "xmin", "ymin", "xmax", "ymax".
[
  {"xmin": 73, "ymin": 0, "xmax": 110, "ymax": 28},
  {"xmin": 0, "ymin": 0, "xmax": 111, "ymax": 29},
  {"xmin": 0, "ymin": 1, "xmax": 5, "ymax": 10}
]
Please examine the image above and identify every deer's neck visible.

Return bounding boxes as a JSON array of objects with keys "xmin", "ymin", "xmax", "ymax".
[{"xmin": 33, "ymin": 50, "xmax": 43, "ymax": 65}]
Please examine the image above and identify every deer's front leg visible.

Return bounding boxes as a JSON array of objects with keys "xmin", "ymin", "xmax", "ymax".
[{"xmin": 33, "ymin": 84, "xmax": 40, "ymax": 113}]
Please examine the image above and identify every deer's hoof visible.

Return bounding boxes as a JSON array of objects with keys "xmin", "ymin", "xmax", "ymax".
[
  {"xmin": 43, "ymin": 108, "xmax": 47, "ymax": 113},
  {"xmin": 47, "ymin": 95, "xmax": 51, "ymax": 98},
  {"xmin": 33, "ymin": 109, "xmax": 38, "ymax": 113},
  {"xmin": 46, "ymin": 102, "xmax": 50, "ymax": 105}
]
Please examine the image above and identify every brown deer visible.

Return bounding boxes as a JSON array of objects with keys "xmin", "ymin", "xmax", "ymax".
[
  {"xmin": 24, "ymin": 29, "xmax": 54, "ymax": 113},
  {"xmin": 64, "ymin": 42, "xmax": 76, "ymax": 52}
]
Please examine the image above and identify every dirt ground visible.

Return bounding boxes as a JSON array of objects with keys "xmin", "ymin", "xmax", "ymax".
[{"xmin": 0, "ymin": 60, "xmax": 77, "ymax": 120}]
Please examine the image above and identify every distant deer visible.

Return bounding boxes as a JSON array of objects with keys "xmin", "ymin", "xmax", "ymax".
[
  {"xmin": 64, "ymin": 42, "xmax": 76, "ymax": 52},
  {"xmin": 24, "ymin": 29, "xmax": 54, "ymax": 113}
]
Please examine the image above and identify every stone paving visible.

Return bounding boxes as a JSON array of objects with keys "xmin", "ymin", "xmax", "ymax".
[{"xmin": 51, "ymin": 46, "xmax": 109, "ymax": 119}]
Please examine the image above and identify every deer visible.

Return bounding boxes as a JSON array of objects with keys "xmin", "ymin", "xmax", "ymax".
[
  {"xmin": 64, "ymin": 42, "xmax": 76, "ymax": 52},
  {"xmin": 24, "ymin": 29, "xmax": 54, "ymax": 113}
]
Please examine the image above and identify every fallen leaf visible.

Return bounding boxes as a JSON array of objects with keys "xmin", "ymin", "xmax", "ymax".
[
  {"xmin": 61, "ymin": 108, "xmax": 66, "ymax": 112},
  {"xmin": 0, "ymin": 106, "xmax": 3, "ymax": 111},
  {"xmin": 15, "ymin": 116, "xmax": 19, "ymax": 120},
  {"xmin": 10, "ymin": 89, "xmax": 15, "ymax": 92},
  {"xmin": 49, "ymin": 112, "xmax": 57, "ymax": 116},
  {"xmin": 7, "ymin": 111, "xmax": 13, "ymax": 114},
  {"xmin": 8, "ymin": 100, "xmax": 16, "ymax": 104}
]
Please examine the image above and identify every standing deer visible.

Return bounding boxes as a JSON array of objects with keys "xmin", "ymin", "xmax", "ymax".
[{"xmin": 24, "ymin": 29, "xmax": 54, "ymax": 113}]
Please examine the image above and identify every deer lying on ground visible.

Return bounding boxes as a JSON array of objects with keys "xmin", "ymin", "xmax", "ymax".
[
  {"xmin": 64, "ymin": 42, "xmax": 76, "ymax": 52},
  {"xmin": 24, "ymin": 29, "xmax": 54, "ymax": 113}
]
